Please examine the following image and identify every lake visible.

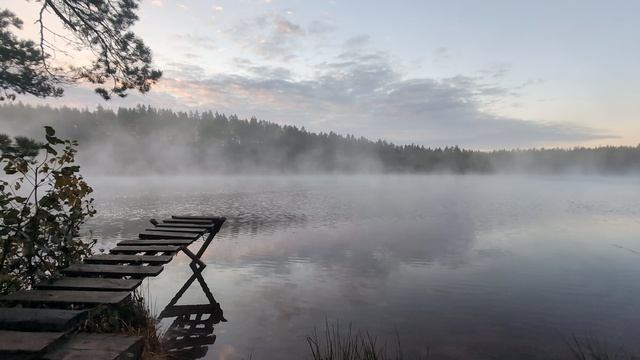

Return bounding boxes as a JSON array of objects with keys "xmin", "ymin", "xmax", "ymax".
[{"xmin": 84, "ymin": 175, "xmax": 640, "ymax": 359}]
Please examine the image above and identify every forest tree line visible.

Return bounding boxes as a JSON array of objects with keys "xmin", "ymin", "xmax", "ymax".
[{"xmin": 0, "ymin": 103, "xmax": 639, "ymax": 174}]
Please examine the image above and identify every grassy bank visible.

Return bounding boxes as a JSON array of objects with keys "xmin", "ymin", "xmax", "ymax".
[
  {"xmin": 78, "ymin": 290, "xmax": 166, "ymax": 359},
  {"xmin": 305, "ymin": 322, "xmax": 637, "ymax": 360},
  {"xmin": 306, "ymin": 321, "xmax": 428, "ymax": 360}
]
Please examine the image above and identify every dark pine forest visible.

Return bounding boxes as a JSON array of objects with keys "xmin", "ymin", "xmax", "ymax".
[{"xmin": 1, "ymin": 103, "xmax": 639, "ymax": 174}]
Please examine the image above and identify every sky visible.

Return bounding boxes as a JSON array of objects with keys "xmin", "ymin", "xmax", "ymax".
[{"xmin": 3, "ymin": 0, "xmax": 640, "ymax": 149}]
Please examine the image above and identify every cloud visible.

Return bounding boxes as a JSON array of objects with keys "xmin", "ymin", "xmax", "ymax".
[
  {"xmin": 164, "ymin": 62, "xmax": 207, "ymax": 80},
  {"xmin": 308, "ymin": 20, "xmax": 336, "ymax": 35},
  {"xmin": 344, "ymin": 34, "xmax": 370, "ymax": 49},
  {"xmin": 138, "ymin": 49, "xmax": 614, "ymax": 148},
  {"xmin": 234, "ymin": 58, "xmax": 293, "ymax": 80},
  {"xmin": 226, "ymin": 14, "xmax": 307, "ymax": 61},
  {"xmin": 479, "ymin": 64, "xmax": 511, "ymax": 79},
  {"xmin": 173, "ymin": 34, "xmax": 217, "ymax": 51},
  {"xmin": 275, "ymin": 19, "xmax": 303, "ymax": 35},
  {"xmin": 22, "ymin": 14, "xmax": 617, "ymax": 149},
  {"xmin": 433, "ymin": 47, "xmax": 451, "ymax": 64}
]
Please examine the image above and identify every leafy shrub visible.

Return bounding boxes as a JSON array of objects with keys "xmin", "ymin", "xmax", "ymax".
[{"xmin": 0, "ymin": 126, "xmax": 95, "ymax": 293}]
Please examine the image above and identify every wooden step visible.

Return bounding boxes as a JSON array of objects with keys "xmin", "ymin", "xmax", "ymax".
[
  {"xmin": 62, "ymin": 264, "xmax": 163, "ymax": 278},
  {"xmin": 85, "ymin": 254, "xmax": 173, "ymax": 265},
  {"xmin": 138, "ymin": 232, "xmax": 200, "ymax": 240},
  {"xmin": 35, "ymin": 277, "xmax": 142, "ymax": 292},
  {"xmin": 110, "ymin": 245, "xmax": 179, "ymax": 254},
  {"xmin": 0, "ymin": 330, "xmax": 65, "ymax": 360},
  {"xmin": 163, "ymin": 218, "xmax": 215, "ymax": 225},
  {"xmin": 172, "ymin": 215, "xmax": 225, "ymax": 222},
  {"xmin": 118, "ymin": 239, "xmax": 193, "ymax": 246},
  {"xmin": 146, "ymin": 227, "xmax": 205, "ymax": 234},
  {"xmin": 154, "ymin": 223, "xmax": 213, "ymax": 230},
  {"xmin": 0, "ymin": 290, "xmax": 130, "ymax": 306},
  {"xmin": 0, "ymin": 308, "xmax": 87, "ymax": 332},
  {"xmin": 42, "ymin": 333, "xmax": 143, "ymax": 360}
]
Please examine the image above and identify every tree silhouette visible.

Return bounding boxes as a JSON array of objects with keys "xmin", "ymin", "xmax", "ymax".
[
  {"xmin": 0, "ymin": 1, "xmax": 161, "ymax": 101},
  {"xmin": 4, "ymin": 104, "xmax": 639, "ymax": 174},
  {"xmin": 0, "ymin": 10, "xmax": 63, "ymax": 101}
]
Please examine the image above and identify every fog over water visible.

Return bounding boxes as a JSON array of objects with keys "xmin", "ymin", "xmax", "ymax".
[
  {"xmin": 82, "ymin": 175, "xmax": 640, "ymax": 360},
  {"xmin": 2, "ymin": 104, "xmax": 640, "ymax": 175}
]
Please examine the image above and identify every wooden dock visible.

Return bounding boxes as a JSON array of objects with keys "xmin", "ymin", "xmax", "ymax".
[{"xmin": 0, "ymin": 215, "xmax": 225, "ymax": 360}]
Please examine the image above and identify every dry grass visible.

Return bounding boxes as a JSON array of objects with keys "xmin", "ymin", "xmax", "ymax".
[
  {"xmin": 569, "ymin": 336, "xmax": 639, "ymax": 360},
  {"xmin": 78, "ymin": 290, "xmax": 167, "ymax": 359},
  {"xmin": 306, "ymin": 320, "xmax": 429, "ymax": 360}
]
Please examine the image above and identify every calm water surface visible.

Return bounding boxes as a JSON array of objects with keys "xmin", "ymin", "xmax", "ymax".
[{"xmin": 84, "ymin": 175, "xmax": 640, "ymax": 359}]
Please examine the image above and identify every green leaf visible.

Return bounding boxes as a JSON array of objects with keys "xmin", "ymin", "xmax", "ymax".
[
  {"xmin": 38, "ymin": 195, "xmax": 56, "ymax": 208},
  {"xmin": 45, "ymin": 135, "xmax": 63, "ymax": 145},
  {"xmin": 3, "ymin": 208, "xmax": 20, "ymax": 224},
  {"xmin": 44, "ymin": 144, "xmax": 58, "ymax": 155}
]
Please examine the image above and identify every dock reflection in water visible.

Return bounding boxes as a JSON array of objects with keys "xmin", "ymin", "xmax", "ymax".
[
  {"xmin": 159, "ymin": 262, "xmax": 226, "ymax": 359},
  {"xmin": 87, "ymin": 176, "xmax": 640, "ymax": 359}
]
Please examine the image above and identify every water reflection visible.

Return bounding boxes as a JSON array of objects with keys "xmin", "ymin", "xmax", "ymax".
[
  {"xmin": 84, "ymin": 175, "xmax": 640, "ymax": 359},
  {"xmin": 160, "ymin": 263, "xmax": 227, "ymax": 359}
]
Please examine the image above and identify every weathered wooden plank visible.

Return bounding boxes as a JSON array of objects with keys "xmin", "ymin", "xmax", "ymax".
[
  {"xmin": 110, "ymin": 245, "xmax": 179, "ymax": 254},
  {"xmin": 162, "ymin": 218, "xmax": 214, "ymax": 225},
  {"xmin": 61, "ymin": 264, "xmax": 163, "ymax": 278},
  {"xmin": 138, "ymin": 232, "xmax": 199, "ymax": 240},
  {"xmin": 145, "ymin": 227, "xmax": 204, "ymax": 234},
  {"xmin": 85, "ymin": 254, "xmax": 173, "ymax": 265},
  {"xmin": 0, "ymin": 290, "xmax": 130, "ymax": 305},
  {"xmin": 172, "ymin": 215, "xmax": 224, "ymax": 221},
  {"xmin": 0, "ymin": 308, "xmax": 87, "ymax": 332},
  {"xmin": 118, "ymin": 239, "xmax": 193, "ymax": 246},
  {"xmin": 0, "ymin": 330, "xmax": 65, "ymax": 360},
  {"xmin": 154, "ymin": 223, "xmax": 213, "ymax": 230},
  {"xmin": 35, "ymin": 278, "xmax": 142, "ymax": 292},
  {"xmin": 42, "ymin": 333, "xmax": 143, "ymax": 360}
]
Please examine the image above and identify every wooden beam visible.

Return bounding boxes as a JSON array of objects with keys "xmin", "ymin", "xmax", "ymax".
[
  {"xmin": 0, "ymin": 308, "xmax": 87, "ymax": 332},
  {"xmin": 154, "ymin": 223, "xmax": 213, "ymax": 230},
  {"xmin": 0, "ymin": 330, "xmax": 65, "ymax": 360},
  {"xmin": 145, "ymin": 227, "xmax": 204, "ymax": 234},
  {"xmin": 42, "ymin": 333, "xmax": 143, "ymax": 360},
  {"xmin": 172, "ymin": 215, "xmax": 224, "ymax": 222},
  {"xmin": 118, "ymin": 239, "xmax": 193, "ymax": 246},
  {"xmin": 0, "ymin": 290, "xmax": 130, "ymax": 306},
  {"xmin": 85, "ymin": 254, "xmax": 173, "ymax": 265},
  {"xmin": 138, "ymin": 232, "xmax": 200, "ymax": 240},
  {"xmin": 35, "ymin": 278, "xmax": 142, "ymax": 292},
  {"xmin": 110, "ymin": 245, "xmax": 179, "ymax": 254},
  {"xmin": 162, "ymin": 219, "xmax": 214, "ymax": 225},
  {"xmin": 61, "ymin": 264, "xmax": 163, "ymax": 278}
]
